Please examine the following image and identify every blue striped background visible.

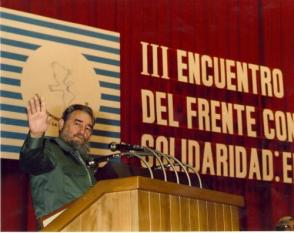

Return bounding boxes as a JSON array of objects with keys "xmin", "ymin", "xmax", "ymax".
[{"xmin": 0, "ymin": 7, "xmax": 121, "ymax": 157}]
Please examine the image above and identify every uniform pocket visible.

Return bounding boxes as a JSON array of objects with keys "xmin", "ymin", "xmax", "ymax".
[{"xmin": 62, "ymin": 166, "xmax": 88, "ymax": 199}]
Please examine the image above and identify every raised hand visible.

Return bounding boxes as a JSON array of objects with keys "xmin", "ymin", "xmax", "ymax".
[{"xmin": 27, "ymin": 94, "xmax": 50, "ymax": 138}]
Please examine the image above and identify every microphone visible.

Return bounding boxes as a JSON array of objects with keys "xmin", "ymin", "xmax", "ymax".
[
  {"xmin": 86, "ymin": 154, "xmax": 116, "ymax": 167},
  {"xmin": 109, "ymin": 142, "xmax": 144, "ymax": 152}
]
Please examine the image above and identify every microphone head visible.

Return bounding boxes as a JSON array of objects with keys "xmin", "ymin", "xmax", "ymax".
[
  {"xmin": 108, "ymin": 142, "xmax": 144, "ymax": 152},
  {"xmin": 109, "ymin": 142, "xmax": 118, "ymax": 151}
]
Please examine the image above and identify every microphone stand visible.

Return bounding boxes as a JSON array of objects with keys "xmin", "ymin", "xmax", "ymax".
[
  {"xmin": 149, "ymin": 149, "xmax": 180, "ymax": 185},
  {"xmin": 100, "ymin": 143, "xmax": 203, "ymax": 188},
  {"xmin": 161, "ymin": 153, "xmax": 192, "ymax": 186},
  {"xmin": 86, "ymin": 153, "xmax": 121, "ymax": 167},
  {"xmin": 181, "ymin": 163, "xmax": 203, "ymax": 188},
  {"xmin": 141, "ymin": 147, "xmax": 168, "ymax": 182},
  {"xmin": 153, "ymin": 150, "xmax": 203, "ymax": 188},
  {"xmin": 123, "ymin": 151, "xmax": 154, "ymax": 179}
]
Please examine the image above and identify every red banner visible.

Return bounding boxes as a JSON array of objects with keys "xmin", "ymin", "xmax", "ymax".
[{"xmin": 1, "ymin": 0, "xmax": 293, "ymax": 231}]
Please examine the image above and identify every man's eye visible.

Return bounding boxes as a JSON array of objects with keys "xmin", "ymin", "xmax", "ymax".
[{"xmin": 86, "ymin": 127, "xmax": 93, "ymax": 132}]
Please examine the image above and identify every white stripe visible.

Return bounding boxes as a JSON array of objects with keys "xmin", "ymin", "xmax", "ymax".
[
  {"xmin": 0, "ymin": 73, "xmax": 21, "ymax": 82},
  {"xmin": 89, "ymin": 61, "xmax": 120, "ymax": 72},
  {"xmin": 0, "ymin": 83, "xmax": 22, "ymax": 93},
  {"xmin": 1, "ymin": 123, "xmax": 120, "ymax": 135},
  {"xmin": 0, "ymin": 110, "xmax": 26, "ymax": 120},
  {"xmin": 0, "ymin": 57, "xmax": 26, "ymax": 67},
  {"xmin": 0, "ymin": 152, "xmax": 19, "ymax": 160},
  {"xmin": 0, "ymin": 131, "xmax": 120, "ymax": 147},
  {"xmin": 0, "ymin": 70, "xmax": 22, "ymax": 79},
  {"xmin": 2, "ymin": 17, "xmax": 120, "ymax": 49},
  {"xmin": 1, "ymin": 31, "xmax": 47, "ymax": 48},
  {"xmin": 99, "ymin": 100, "xmax": 120, "ymax": 108},
  {"xmin": 1, "ymin": 44, "xmax": 35, "ymax": 55},
  {"xmin": 0, "ymin": 97, "xmax": 25, "ymax": 106},
  {"xmin": 98, "ymin": 75, "xmax": 120, "ymax": 85},
  {"xmin": 0, "ymin": 146, "xmax": 113, "ymax": 159},
  {"xmin": 2, "ymin": 31, "xmax": 120, "ymax": 61},
  {"xmin": 93, "ymin": 124, "xmax": 120, "ymax": 132},
  {"xmin": 1, "ymin": 7, "xmax": 120, "ymax": 37},
  {"xmin": 89, "ymin": 148, "xmax": 113, "ymax": 156},
  {"xmin": 91, "ymin": 135, "xmax": 120, "ymax": 143},
  {"xmin": 1, "ymin": 137, "xmax": 24, "ymax": 146},
  {"xmin": 0, "ymin": 124, "xmax": 28, "ymax": 133},
  {"xmin": 100, "ymin": 87, "xmax": 120, "ymax": 96},
  {"xmin": 97, "ymin": 112, "xmax": 120, "ymax": 121},
  {"xmin": 81, "ymin": 50, "xmax": 120, "ymax": 61}
]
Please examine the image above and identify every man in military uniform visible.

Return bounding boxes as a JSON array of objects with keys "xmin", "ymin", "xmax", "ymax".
[{"xmin": 20, "ymin": 94, "xmax": 96, "ymax": 226}]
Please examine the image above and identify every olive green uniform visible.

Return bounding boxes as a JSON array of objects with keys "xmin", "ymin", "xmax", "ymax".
[{"xmin": 19, "ymin": 134, "xmax": 96, "ymax": 219}]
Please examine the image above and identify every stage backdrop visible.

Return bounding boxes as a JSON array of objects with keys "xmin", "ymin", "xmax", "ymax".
[{"xmin": 1, "ymin": 0, "xmax": 293, "ymax": 231}]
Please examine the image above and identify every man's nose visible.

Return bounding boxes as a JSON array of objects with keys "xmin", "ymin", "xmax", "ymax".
[{"xmin": 78, "ymin": 125, "xmax": 87, "ymax": 135}]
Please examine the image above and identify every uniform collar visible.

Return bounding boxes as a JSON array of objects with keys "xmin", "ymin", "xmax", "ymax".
[{"xmin": 53, "ymin": 137, "xmax": 89, "ymax": 161}]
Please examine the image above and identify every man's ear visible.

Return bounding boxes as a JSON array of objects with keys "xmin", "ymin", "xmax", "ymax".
[{"xmin": 58, "ymin": 119, "xmax": 64, "ymax": 131}]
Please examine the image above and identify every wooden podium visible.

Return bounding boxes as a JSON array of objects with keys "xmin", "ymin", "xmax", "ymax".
[{"xmin": 42, "ymin": 176, "xmax": 244, "ymax": 231}]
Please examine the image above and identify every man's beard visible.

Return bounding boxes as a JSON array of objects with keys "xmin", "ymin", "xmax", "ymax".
[
  {"xmin": 69, "ymin": 141, "xmax": 90, "ymax": 156},
  {"xmin": 60, "ymin": 131, "xmax": 90, "ymax": 155}
]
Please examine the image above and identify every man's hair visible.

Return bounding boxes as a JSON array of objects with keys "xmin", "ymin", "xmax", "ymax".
[{"xmin": 61, "ymin": 104, "xmax": 95, "ymax": 126}]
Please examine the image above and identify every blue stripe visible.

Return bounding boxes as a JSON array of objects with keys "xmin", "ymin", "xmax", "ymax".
[
  {"xmin": 1, "ymin": 25, "xmax": 120, "ymax": 54},
  {"xmin": 0, "ymin": 38, "xmax": 40, "ymax": 50},
  {"xmin": 0, "ymin": 131, "xmax": 27, "ymax": 140},
  {"xmin": 0, "ymin": 63, "xmax": 23, "ymax": 73},
  {"xmin": 95, "ymin": 117, "xmax": 120, "ymax": 126},
  {"xmin": 95, "ymin": 68, "xmax": 120, "ymax": 78},
  {"xmin": 0, "ymin": 144, "xmax": 21, "ymax": 153},
  {"xmin": 92, "ymin": 130, "xmax": 120, "ymax": 138},
  {"xmin": 0, "ymin": 51, "xmax": 28, "ymax": 61},
  {"xmin": 0, "ymin": 77, "xmax": 21, "ymax": 86},
  {"xmin": 101, "ymin": 93, "xmax": 120, "ymax": 102},
  {"xmin": 83, "ymin": 54, "xmax": 120, "ymax": 66},
  {"xmin": 0, "ymin": 90, "xmax": 22, "ymax": 99},
  {"xmin": 1, "ymin": 11, "xmax": 119, "ymax": 42},
  {"xmin": 90, "ymin": 141, "xmax": 110, "ymax": 149},
  {"xmin": 100, "ymin": 81, "xmax": 120, "ymax": 90},
  {"xmin": 100, "ymin": 106, "xmax": 120, "ymax": 114},
  {"xmin": 0, "ymin": 117, "xmax": 28, "ymax": 127},
  {"xmin": 0, "ymin": 103, "xmax": 26, "ymax": 113}
]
